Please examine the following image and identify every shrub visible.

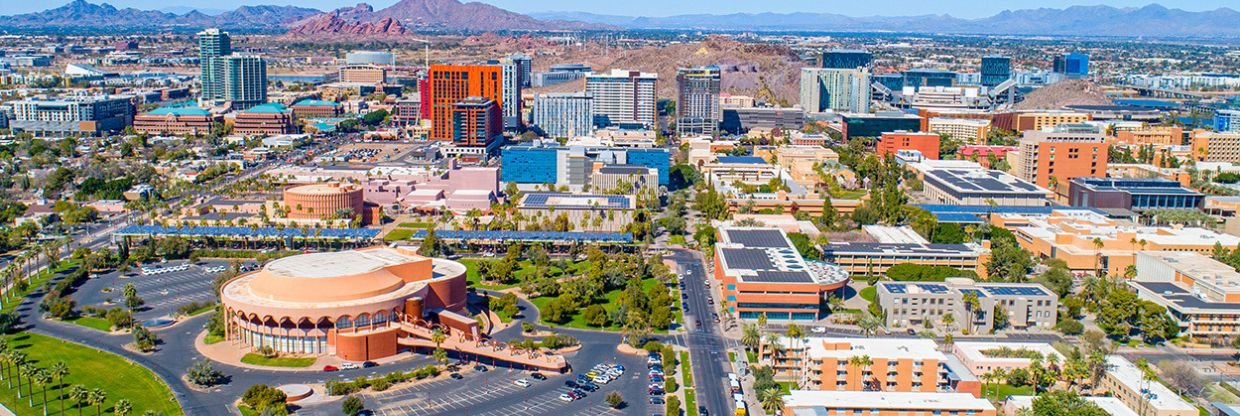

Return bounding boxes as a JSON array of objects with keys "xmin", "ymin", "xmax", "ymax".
[
  {"xmin": 605, "ymin": 391, "xmax": 624, "ymax": 408},
  {"xmin": 1056, "ymin": 318, "xmax": 1084, "ymax": 335},
  {"xmin": 186, "ymin": 360, "xmax": 227, "ymax": 387},
  {"xmin": 241, "ymin": 384, "xmax": 288, "ymax": 415},
  {"xmin": 105, "ymin": 308, "xmax": 133, "ymax": 329},
  {"xmin": 342, "ymin": 396, "xmax": 364, "ymax": 416},
  {"xmin": 540, "ymin": 333, "xmax": 580, "ymax": 349}
]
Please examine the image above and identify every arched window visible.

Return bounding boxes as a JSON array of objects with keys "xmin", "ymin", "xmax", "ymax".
[
  {"xmin": 336, "ymin": 316, "xmax": 353, "ymax": 329},
  {"xmin": 356, "ymin": 314, "xmax": 371, "ymax": 327},
  {"xmin": 372, "ymin": 311, "xmax": 388, "ymax": 325}
]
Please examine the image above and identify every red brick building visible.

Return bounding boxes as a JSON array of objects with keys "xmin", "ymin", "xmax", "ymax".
[
  {"xmin": 231, "ymin": 103, "xmax": 296, "ymax": 136},
  {"xmin": 878, "ymin": 131, "xmax": 941, "ymax": 159},
  {"xmin": 133, "ymin": 107, "xmax": 218, "ymax": 136}
]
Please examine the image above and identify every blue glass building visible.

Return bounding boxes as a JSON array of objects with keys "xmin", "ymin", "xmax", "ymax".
[
  {"xmin": 980, "ymin": 55, "xmax": 1012, "ymax": 87},
  {"xmin": 902, "ymin": 68, "xmax": 956, "ymax": 88},
  {"xmin": 1215, "ymin": 109, "xmax": 1239, "ymax": 133},
  {"xmin": 500, "ymin": 146, "xmax": 557, "ymax": 184},
  {"xmin": 821, "ymin": 49, "xmax": 872, "ymax": 70},
  {"xmin": 500, "ymin": 142, "xmax": 670, "ymax": 186},
  {"xmin": 1068, "ymin": 178, "xmax": 1203, "ymax": 211},
  {"xmin": 1054, "ymin": 53, "xmax": 1089, "ymax": 78}
]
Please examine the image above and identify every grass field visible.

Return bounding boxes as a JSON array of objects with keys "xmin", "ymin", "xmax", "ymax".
[
  {"xmin": 859, "ymin": 286, "xmax": 876, "ymax": 302},
  {"xmin": 397, "ymin": 222, "xmax": 434, "ymax": 229},
  {"xmin": 383, "ymin": 229, "xmax": 414, "ymax": 242},
  {"xmin": 669, "ymin": 235, "xmax": 688, "ymax": 246},
  {"xmin": 685, "ymin": 389, "xmax": 697, "ymax": 416},
  {"xmin": 65, "ymin": 316, "xmax": 112, "ymax": 332},
  {"xmin": 778, "ymin": 381, "xmax": 797, "ymax": 394},
  {"xmin": 981, "ymin": 383, "xmax": 1034, "ymax": 402},
  {"xmin": 680, "ymin": 351, "xmax": 692, "ymax": 386},
  {"xmin": 203, "ymin": 333, "xmax": 224, "ymax": 345},
  {"xmin": 0, "ymin": 332, "xmax": 182, "ymax": 416},
  {"xmin": 530, "ymin": 278, "xmax": 670, "ymax": 331},
  {"xmin": 460, "ymin": 258, "xmax": 595, "ymax": 291},
  {"xmin": 240, "ymin": 353, "xmax": 316, "ymax": 368},
  {"xmin": 185, "ymin": 304, "xmax": 216, "ymax": 317}
]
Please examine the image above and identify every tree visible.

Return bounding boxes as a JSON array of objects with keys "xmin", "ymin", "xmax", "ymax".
[
  {"xmin": 605, "ymin": 391, "xmax": 624, "ymax": 409},
  {"xmin": 665, "ymin": 394, "xmax": 681, "ymax": 416},
  {"xmin": 1029, "ymin": 390, "xmax": 1109, "ymax": 416},
  {"xmin": 112, "ymin": 399, "xmax": 132, "ymax": 416},
  {"xmin": 69, "ymin": 385, "xmax": 88, "ymax": 416},
  {"xmin": 543, "ymin": 298, "xmax": 570, "ymax": 324},
  {"xmin": 35, "ymin": 368, "xmax": 51, "ymax": 415},
  {"xmin": 582, "ymin": 304, "xmax": 609, "ymax": 327},
  {"xmin": 1157, "ymin": 360, "xmax": 1204, "ymax": 397},
  {"xmin": 186, "ymin": 360, "xmax": 226, "ymax": 388},
  {"xmin": 342, "ymin": 395, "xmax": 364, "ymax": 416},
  {"xmin": 741, "ymin": 324, "xmax": 761, "ymax": 352},
  {"xmin": 759, "ymin": 386, "xmax": 784, "ymax": 414},
  {"xmin": 88, "ymin": 388, "xmax": 107, "ymax": 416},
  {"xmin": 241, "ymin": 384, "xmax": 288, "ymax": 415},
  {"xmin": 132, "ymin": 326, "xmax": 157, "ymax": 352}
]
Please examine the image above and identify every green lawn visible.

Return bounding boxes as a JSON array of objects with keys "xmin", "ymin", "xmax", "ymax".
[
  {"xmin": 383, "ymin": 229, "xmax": 414, "ymax": 242},
  {"xmin": 65, "ymin": 316, "xmax": 112, "ymax": 332},
  {"xmin": 0, "ymin": 332, "xmax": 182, "ymax": 416},
  {"xmin": 203, "ymin": 333, "xmax": 224, "ymax": 345},
  {"xmin": 531, "ymin": 278, "xmax": 673, "ymax": 332},
  {"xmin": 669, "ymin": 234, "xmax": 688, "ymax": 246},
  {"xmin": 680, "ymin": 351, "xmax": 693, "ymax": 386},
  {"xmin": 685, "ymin": 388, "xmax": 698, "ymax": 416},
  {"xmin": 859, "ymin": 286, "xmax": 877, "ymax": 303},
  {"xmin": 397, "ymin": 222, "xmax": 434, "ymax": 229},
  {"xmin": 830, "ymin": 189, "xmax": 868, "ymax": 200},
  {"xmin": 461, "ymin": 258, "xmax": 595, "ymax": 291},
  {"xmin": 239, "ymin": 353, "xmax": 316, "ymax": 368},
  {"xmin": 185, "ymin": 304, "xmax": 216, "ymax": 317},
  {"xmin": 778, "ymin": 381, "xmax": 797, "ymax": 394},
  {"xmin": 747, "ymin": 350, "xmax": 758, "ymax": 363},
  {"xmin": 981, "ymin": 383, "xmax": 1034, "ymax": 402}
]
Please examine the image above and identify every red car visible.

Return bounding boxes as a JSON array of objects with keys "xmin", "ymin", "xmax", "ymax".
[{"xmin": 322, "ymin": 365, "xmax": 339, "ymax": 372}]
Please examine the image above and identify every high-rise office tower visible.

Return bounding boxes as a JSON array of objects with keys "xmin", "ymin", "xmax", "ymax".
[
  {"xmin": 452, "ymin": 97, "xmax": 503, "ymax": 150},
  {"xmin": 197, "ymin": 28, "xmax": 231, "ymax": 105},
  {"xmin": 980, "ymin": 55, "xmax": 1012, "ymax": 87},
  {"xmin": 1053, "ymin": 53, "xmax": 1089, "ymax": 78},
  {"xmin": 494, "ymin": 57, "xmax": 525, "ymax": 131},
  {"xmin": 585, "ymin": 69, "xmax": 658, "ymax": 129},
  {"xmin": 427, "ymin": 64, "xmax": 504, "ymax": 141},
  {"xmin": 221, "ymin": 55, "xmax": 267, "ymax": 110},
  {"xmin": 800, "ymin": 67, "xmax": 871, "ymax": 114},
  {"xmin": 822, "ymin": 49, "xmax": 872, "ymax": 70},
  {"xmin": 676, "ymin": 66, "xmax": 722, "ymax": 137},
  {"xmin": 509, "ymin": 54, "xmax": 532, "ymax": 88},
  {"xmin": 532, "ymin": 93, "xmax": 594, "ymax": 139}
]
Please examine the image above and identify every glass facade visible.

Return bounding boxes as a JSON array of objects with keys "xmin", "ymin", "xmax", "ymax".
[
  {"xmin": 500, "ymin": 146, "xmax": 558, "ymax": 183},
  {"xmin": 980, "ymin": 56, "xmax": 1011, "ymax": 87},
  {"xmin": 821, "ymin": 50, "xmax": 872, "ymax": 70},
  {"xmin": 238, "ymin": 328, "xmax": 327, "ymax": 354}
]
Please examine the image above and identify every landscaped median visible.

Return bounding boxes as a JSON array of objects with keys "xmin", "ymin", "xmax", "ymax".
[{"xmin": 240, "ymin": 353, "xmax": 317, "ymax": 368}]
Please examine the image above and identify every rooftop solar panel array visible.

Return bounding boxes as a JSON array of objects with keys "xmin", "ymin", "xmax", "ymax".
[
  {"xmin": 118, "ymin": 225, "xmax": 379, "ymax": 239},
  {"xmin": 750, "ymin": 271, "xmax": 814, "ymax": 283},
  {"xmin": 725, "ymin": 229, "xmax": 790, "ymax": 248},
  {"xmin": 410, "ymin": 230, "xmax": 634, "ymax": 243},
  {"xmin": 958, "ymin": 288, "xmax": 987, "ymax": 298},
  {"xmin": 1131, "ymin": 281, "xmax": 1238, "ymax": 311},
  {"xmin": 721, "ymin": 248, "xmax": 775, "ymax": 270},
  {"xmin": 981, "ymin": 286, "xmax": 1048, "ymax": 297},
  {"xmin": 521, "ymin": 193, "xmax": 631, "ymax": 210}
]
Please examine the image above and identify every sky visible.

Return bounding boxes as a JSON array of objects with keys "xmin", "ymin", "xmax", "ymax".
[{"xmin": 3, "ymin": 0, "xmax": 1236, "ymax": 18}]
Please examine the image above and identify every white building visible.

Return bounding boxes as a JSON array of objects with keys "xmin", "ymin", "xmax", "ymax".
[
  {"xmin": 532, "ymin": 93, "xmax": 594, "ymax": 139},
  {"xmin": 800, "ymin": 67, "xmax": 871, "ymax": 114},
  {"xmin": 585, "ymin": 69, "xmax": 658, "ymax": 128}
]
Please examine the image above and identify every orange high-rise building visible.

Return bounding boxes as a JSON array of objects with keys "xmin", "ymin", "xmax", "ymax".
[{"xmin": 428, "ymin": 64, "xmax": 504, "ymax": 141}]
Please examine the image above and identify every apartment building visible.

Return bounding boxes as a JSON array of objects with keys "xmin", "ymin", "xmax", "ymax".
[
  {"xmin": 1004, "ymin": 396, "xmax": 1138, "ymax": 416},
  {"xmin": 427, "ymin": 64, "xmax": 504, "ymax": 141},
  {"xmin": 585, "ymin": 69, "xmax": 658, "ymax": 128},
  {"xmin": 133, "ymin": 106, "xmax": 218, "ymax": 136},
  {"xmin": 930, "ymin": 117, "xmax": 992, "ymax": 144},
  {"xmin": 1131, "ymin": 252, "xmax": 1239, "ymax": 345},
  {"xmin": 951, "ymin": 342, "xmax": 1064, "ymax": 377},
  {"xmin": 760, "ymin": 337, "xmax": 980, "ymax": 396},
  {"xmin": 712, "ymin": 227, "xmax": 850, "ymax": 321},
  {"xmin": 877, "ymin": 279, "xmax": 1059, "ymax": 333},
  {"xmin": 878, "ymin": 131, "xmax": 942, "ymax": 160},
  {"xmin": 1191, "ymin": 130, "xmax": 1240, "ymax": 162},
  {"xmin": 1115, "ymin": 126, "xmax": 1183, "ymax": 146},
  {"xmin": 338, "ymin": 64, "xmax": 386, "ymax": 84},
  {"xmin": 992, "ymin": 111, "xmax": 1091, "ymax": 132},
  {"xmin": 994, "ymin": 209, "xmax": 1240, "ymax": 276},
  {"xmin": 1013, "ymin": 126, "xmax": 1108, "ymax": 197},
  {"xmin": 676, "ymin": 66, "xmax": 722, "ymax": 136},
  {"xmin": 799, "ymin": 67, "xmax": 871, "ymax": 114},
  {"xmin": 10, "ymin": 95, "xmax": 134, "ymax": 136},
  {"xmin": 772, "ymin": 146, "xmax": 840, "ymax": 188},
  {"xmin": 1100, "ymin": 356, "xmax": 1197, "ymax": 416},
  {"xmin": 590, "ymin": 165, "xmax": 659, "ymax": 195},
  {"xmin": 822, "ymin": 226, "xmax": 989, "ymax": 277},
  {"xmin": 783, "ymin": 391, "xmax": 997, "ymax": 416}
]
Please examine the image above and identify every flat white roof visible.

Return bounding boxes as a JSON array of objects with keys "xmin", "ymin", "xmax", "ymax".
[
  {"xmin": 954, "ymin": 342, "xmax": 1064, "ymax": 364},
  {"xmin": 264, "ymin": 247, "xmax": 418, "ymax": 279},
  {"xmin": 1106, "ymin": 356, "xmax": 1196, "ymax": 411},
  {"xmin": 863, "ymin": 225, "xmax": 930, "ymax": 244},
  {"xmin": 785, "ymin": 390, "xmax": 993, "ymax": 411},
  {"xmin": 784, "ymin": 337, "xmax": 946, "ymax": 361},
  {"xmin": 1006, "ymin": 395, "xmax": 1137, "ymax": 416}
]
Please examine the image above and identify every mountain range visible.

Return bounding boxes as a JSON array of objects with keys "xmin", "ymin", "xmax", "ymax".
[
  {"xmin": 531, "ymin": 4, "xmax": 1240, "ymax": 38},
  {"xmin": 0, "ymin": 1, "xmax": 1236, "ymax": 38}
]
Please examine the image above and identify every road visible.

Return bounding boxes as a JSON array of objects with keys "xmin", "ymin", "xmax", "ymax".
[{"xmin": 668, "ymin": 248, "xmax": 732, "ymax": 416}]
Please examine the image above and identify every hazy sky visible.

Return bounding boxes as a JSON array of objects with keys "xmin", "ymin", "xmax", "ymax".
[{"xmin": 4, "ymin": 0, "xmax": 1235, "ymax": 18}]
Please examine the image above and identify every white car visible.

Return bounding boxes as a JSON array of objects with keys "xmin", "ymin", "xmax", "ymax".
[
  {"xmin": 811, "ymin": 326, "xmax": 827, "ymax": 334},
  {"xmin": 340, "ymin": 362, "xmax": 360, "ymax": 370},
  {"xmin": 559, "ymin": 393, "xmax": 574, "ymax": 402},
  {"xmin": 593, "ymin": 375, "xmax": 611, "ymax": 384},
  {"xmin": 514, "ymin": 379, "xmax": 530, "ymax": 387}
]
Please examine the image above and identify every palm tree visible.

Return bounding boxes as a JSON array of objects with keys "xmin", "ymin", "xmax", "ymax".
[
  {"xmin": 20, "ymin": 363, "xmax": 36, "ymax": 404},
  {"xmin": 34, "ymin": 368, "xmax": 51, "ymax": 416},
  {"xmin": 0, "ymin": 349, "xmax": 10, "ymax": 389},
  {"xmin": 847, "ymin": 355, "xmax": 873, "ymax": 391},
  {"xmin": 431, "ymin": 328, "xmax": 446, "ymax": 348},
  {"xmin": 826, "ymin": 294, "xmax": 844, "ymax": 314},
  {"xmin": 962, "ymin": 291, "xmax": 980, "ymax": 334},
  {"xmin": 113, "ymin": 399, "xmax": 132, "ymax": 416},
  {"xmin": 51, "ymin": 361, "xmax": 70, "ymax": 416},
  {"xmin": 1092, "ymin": 237, "xmax": 1105, "ymax": 278},
  {"xmin": 757, "ymin": 312, "xmax": 768, "ymax": 331},
  {"xmin": 785, "ymin": 324, "xmax": 805, "ymax": 385},
  {"xmin": 69, "ymin": 385, "xmax": 89, "ymax": 416},
  {"xmin": 741, "ymin": 324, "xmax": 761, "ymax": 353},
  {"xmin": 759, "ymin": 388, "xmax": 783, "ymax": 415},
  {"xmin": 9, "ymin": 352, "xmax": 26, "ymax": 395},
  {"xmin": 1135, "ymin": 359, "xmax": 1156, "ymax": 416},
  {"xmin": 763, "ymin": 334, "xmax": 782, "ymax": 365},
  {"xmin": 89, "ymin": 388, "xmax": 107, "ymax": 416}
]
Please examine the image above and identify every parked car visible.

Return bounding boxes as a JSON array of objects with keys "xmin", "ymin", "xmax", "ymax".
[
  {"xmin": 322, "ymin": 365, "xmax": 339, "ymax": 372},
  {"xmin": 530, "ymin": 372, "xmax": 546, "ymax": 380},
  {"xmin": 651, "ymin": 396, "xmax": 666, "ymax": 405},
  {"xmin": 340, "ymin": 362, "xmax": 360, "ymax": 370},
  {"xmin": 559, "ymin": 393, "xmax": 574, "ymax": 402},
  {"xmin": 514, "ymin": 379, "xmax": 531, "ymax": 387},
  {"xmin": 565, "ymin": 380, "xmax": 579, "ymax": 388},
  {"xmin": 474, "ymin": 365, "xmax": 488, "ymax": 372},
  {"xmin": 810, "ymin": 326, "xmax": 826, "ymax": 334},
  {"xmin": 362, "ymin": 361, "xmax": 378, "ymax": 368},
  {"xmin": 450, "ymin": 373, "xmax": 464, "ymax": 380}
]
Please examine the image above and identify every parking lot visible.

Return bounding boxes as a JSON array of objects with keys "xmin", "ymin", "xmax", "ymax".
[
  {"xmin": 343, "ymin": 341, "xmax": 650, "ymax": 416},
  {"xmin": 74, "ymin": 259, "xmax": 256, "ymax": 320}
]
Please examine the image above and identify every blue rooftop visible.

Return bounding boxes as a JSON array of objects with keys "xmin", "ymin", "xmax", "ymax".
[
  {"xmin": 147, "ymin": 107, "xmax": 210, "ymax": 116},
  {"xmin": 411, "ymin": 230, "xmax": 633, "ymax": 244},
  {"xmin": 293, "ymin": 99, "xmax": 341, "ymax": 108},
  {"xmin": 717, "ymin": 156, "xmax": 767, "ymax": 164},
  {"xmin": 244, "ymin": 103, "xmax": 290, "ymax": 114}
]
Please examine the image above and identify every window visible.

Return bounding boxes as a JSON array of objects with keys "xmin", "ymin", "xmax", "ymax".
[{"xmin": 336, "ymin": 316, "xmax": 353, "ymax": 329}]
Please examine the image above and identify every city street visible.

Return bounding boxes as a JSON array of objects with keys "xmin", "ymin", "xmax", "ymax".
[{"xmin": 668, "ymin": 248, "xmax": 733, "ymax": 416}]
